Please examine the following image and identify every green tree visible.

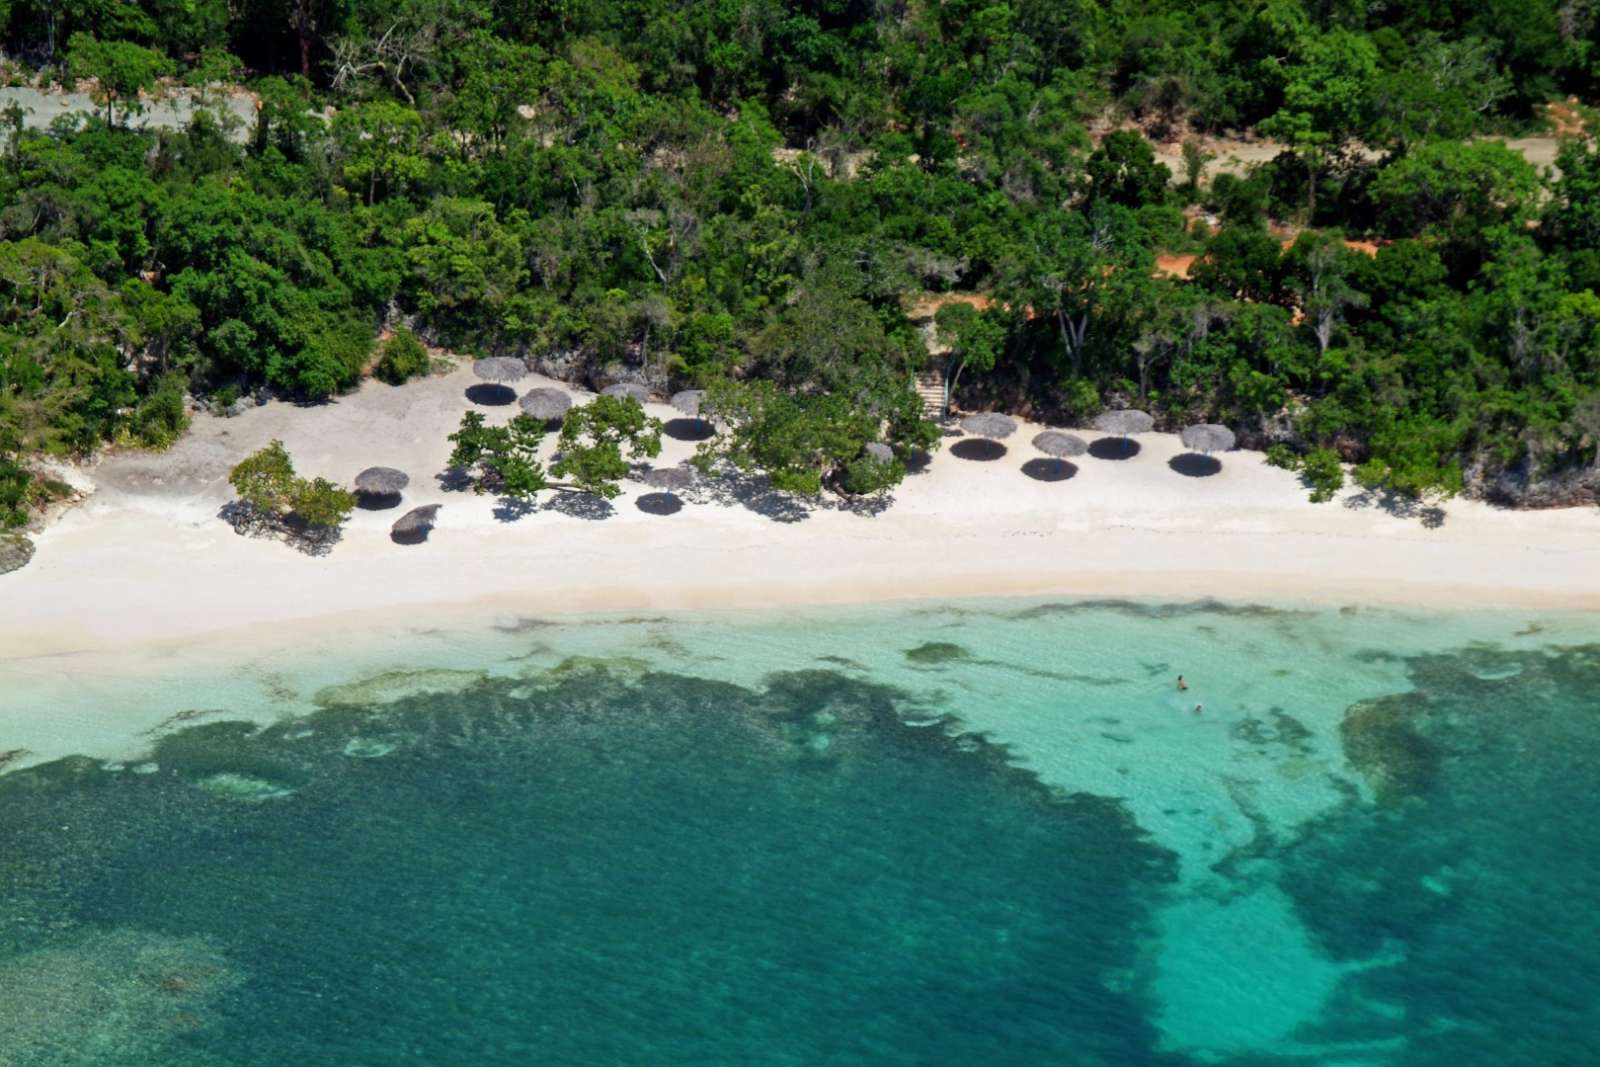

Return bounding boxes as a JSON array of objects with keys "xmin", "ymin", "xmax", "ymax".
[
  {"xmin": 332, "ymin": 101, "xmax": 426, "ymax": 205},
  {"xmin": 1259, "ymin": 30, "xmax": 1377, "ymax": 217},
  {"xmin": 1084, "ymin": 130, "xmax": 1171, "ymax": 208},
  {"xmin": 1370, "ymin": 141, "xmax": 1541, "ymax": 240},
  {"xmin": 289, "ymin": 476, "xmax": 356, "ymax": 528},
  {"xmin": 66, "ymin": 33, "xmax": 173, "ymax": 127},
  {"xmin": 550, "ymin": 394, "xmax": 664, "ymax": 498},
  {"xmin": 447, "ymin": 397, "xmax": 659, "ymax": 501},
  {"xmin": 695, "ymin": 378, "xmax": 892, "ymax": 496},
  {"xmin": 228, "ymin": 439, "xmax": 298, "ymax": 513},
  {"xmin": 1371, "ymin": 34, "xmax": 1508, "ymax": 149},
  {"xmin": 1284, "ymin": 232, "xmax": 1370, "ymax": 359},
  {"xmin": 935, "ymin": 301, "xmax": 1006, "ymax": 403},
  {"xmin": 228, "ymin": 439, "xmax": 355, "ymax": 531},
  {"xmin": 448, "ymin": 410, "xmax": 549, "ymax": 499}
]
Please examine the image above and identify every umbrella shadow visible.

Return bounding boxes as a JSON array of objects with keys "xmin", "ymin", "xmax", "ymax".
[
  {"xmin": 663, "ymin": 418, "xmax": 714, "ymax": 442},
  {"xmin": 1089, "ymin": 437, "xmax": 1141, "ymax": 460},
  {"xmin": 1168, "ymin": 453, "xmax": 1222, "ymax": 478},
  {"xmin": 1022, "ymin": 459, "xmax": 1078, "ymax": 482},
  {"xmin": 636, "ymin": 492, "xmax": 684, "ymax": 516},
  {"xmin": 544, "ymin": 492, "xmax": 617, "ymax": 521},
  {"xmin": 1343, "ymin": 485, "xmax": 1447, "ymax": 528},
  {"xmin": 356, "ymin": 491, "xmax": 403, "ymax": 511},
  {"xmin": 466, "ymin": 383, "xmax": 516, "ymax": 407},
  {"xmin": 950, "ymin": 438, "xmax": 1008, "ymax": 462}
]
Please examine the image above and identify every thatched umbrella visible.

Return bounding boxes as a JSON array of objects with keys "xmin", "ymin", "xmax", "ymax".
[
  {"xmin": 1031, "ymin": 430, "xmax": 1086, "ymax": 479},
  {"xmin": 468, "ymin": 357, "xmax": 525, "ymax": 406},
  {"xmin": 1090, "ymin": 408, "xmax": 1154, "ymax": 459},
  {"xmin": 639, "ymin": 465, "xmax": 693, "ymax": 517},
  {"xmin": 1179, "ymin": 423, "xmax": 1237, "ymax": 455},
  {"xmin": 601, "ymin": 382, "xmax": 650, "ymax": 405},
  {"xmin": 864, "ymin": 442, "xmax": 894, "ymax": 463},
  {"xmin": 1032, "ymin": 430, "xmax": 1087, "ymax": 459},
  {"xmin": 1171, "ymin": 422, "xmax": 1237, "ymax": 477},
  {"xmin": 663, "ymin": 388, "xmax": 713, "ymax": 441},
  {"xmin": 670, "ymin": 389, "xmax": 705, "ymax": 417},
  {"xmin": 391, "ymin": 504, "xmax": 441, "ymax": 544},
  {"xmin": 961, "ymin": 412, "xmax": 1019, "ymax": 439},
  {"xmin": 355, "ymin": 466, "xmax": 409, "ymax": 495},
  {"xmin": 354, "ymin": 466, "xmax": 409, "ymax": 509},
  {"xmin": 643, "ymin": 465, "xmax": 694, "ymax": 491},
  {"xmin": 472, "ymin": 357, "xmax": 527, "ymax": 384},
  {"xmin": 520, "ymin": 387, "xmax": 572, "ymax": 424},
  {"xmin": 954, "ymin": 412, "xmax": 1018, "ymax": 461}
]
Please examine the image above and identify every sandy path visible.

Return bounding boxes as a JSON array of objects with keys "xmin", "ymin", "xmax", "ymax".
[
  {"xmin": 1153, "ymin": 133, "xmax": 1572, "ymax": 182},
  {"xmin": 0, "ymin": 86, "xmax": 257, "ymax": 141},
  {"xmin": 3, "ymin": 365, "xmax": 1598, "ymax": 663}
]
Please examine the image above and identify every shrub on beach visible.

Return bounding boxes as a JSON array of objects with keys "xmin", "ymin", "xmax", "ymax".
[
  {"xmin": 0, "ymin": 454, "xmax": 28, "ymax": 529},
  {"xmin": 1266, "ymin": 445, "xmax": 1346, "ymax": 503},
  {"xmin": 130, "ymin": 373, "xmax": 190, "ymax": 449},
  {"xmin": 374, "ymin": 329, "xmax": 431, "ymax": 385},
  {"xmin": 227, "ymin": 441, "xmax": 355, "ymax": 549}
]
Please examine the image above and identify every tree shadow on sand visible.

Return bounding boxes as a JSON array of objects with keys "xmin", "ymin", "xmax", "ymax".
[
  {"xmin": 1343, "ymin": 485, "xmax": 1447, "ymax": 528},
  {"xmin": 1088, "ymin": 437, "xmax": 1141, "ymax": 460},
  {"xmin": 691, "ymin": 468, "xmax": 814, "ymax": 523},
  {"xmin": 218, "ymin": 501, "xmax": 342, "ymax": 557},
  {"xmin": 1168, "ymin": 454, "xmax": 1222, "ymax": 478},
  {"xmin": 492, "ymin": 497, "xmax": 538, "ymax": 522},
  {"xmin": 465, "ymin": 383, "xmax": 516, "ymax": 407},
  {"xmin": 1022, "ymin": 458, "xmax": 1078, "ymax": 482},
  {"xmin": 543, "ymin": 492, "xmax": 617, "ymax": 521},
  {"xmin": 436, "ymin": 466, "xmax": 476, "ymax": 492},
  {"xmin": 950, "ymin": 438, "xmax": 1008, "ymax": 462},
  {"xmin": 841, "ymin": 494, "xmax": 894, "ymax": 516}
]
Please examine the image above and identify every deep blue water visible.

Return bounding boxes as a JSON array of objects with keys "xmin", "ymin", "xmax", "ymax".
[{"xmin": 1, "ymin": 601, "xmax": 1597, "ymax": 1065}]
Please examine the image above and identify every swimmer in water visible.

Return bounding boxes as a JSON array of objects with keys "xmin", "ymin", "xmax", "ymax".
[
  {"xmin": 1177, "ymin": 675, "xmax": 1188, "ymax": 691},
  {"xmin": 1193, "ymin": 703, "xmax": 1203, "ymax": 715}
]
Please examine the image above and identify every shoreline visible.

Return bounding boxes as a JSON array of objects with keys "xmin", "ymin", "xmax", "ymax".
[{"xmin": 6, "ymin": 528, "xmax": 1600, "ymax": 667}]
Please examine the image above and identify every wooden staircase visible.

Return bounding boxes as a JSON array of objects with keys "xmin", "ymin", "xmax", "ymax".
[{"xmin": 913, "ymin": 370, "xmax": 947, "ymax": 421}]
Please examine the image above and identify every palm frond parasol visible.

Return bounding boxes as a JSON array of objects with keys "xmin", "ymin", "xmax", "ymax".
[
  {"xmin": 472, "ymin": 357, "xmax": 527, "ymax": 384},
  {"xmin": 601, "ymin": 383, "xmax": 650, "ymax": 405},
  {"xmin": 519, "ymin": 387, "xmax": 572, "ymax": 423}
]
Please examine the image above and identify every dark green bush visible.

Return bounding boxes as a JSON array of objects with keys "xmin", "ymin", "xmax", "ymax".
[{"xmin": 375, "ymin": 329, "xmax": 431, "ymax": 385}]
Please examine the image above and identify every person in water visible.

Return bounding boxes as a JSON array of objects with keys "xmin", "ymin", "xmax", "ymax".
[
  {"xmin": 1177, "ymin": 675, "xmax": 1188, "ymax": 691},
  {"xmin": 1193, "ymin": 703, "xmax": 1203, "ymax": 715}
]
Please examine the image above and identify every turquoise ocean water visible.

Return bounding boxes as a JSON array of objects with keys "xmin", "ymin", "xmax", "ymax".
[{"xmin": 1, "ymin": 598, "xmax": 1597, "ymax": 1065}]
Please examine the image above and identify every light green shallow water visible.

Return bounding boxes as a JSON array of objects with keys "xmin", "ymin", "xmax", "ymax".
[{"xmin": 1, "ymin": 597, "xmax": 1597, "ymax": 1065}]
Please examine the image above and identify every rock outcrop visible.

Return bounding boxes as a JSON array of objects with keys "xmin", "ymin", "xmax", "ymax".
[{"xmin": 0, "ymin": 532, "xmax": 35, "ymax": 575}]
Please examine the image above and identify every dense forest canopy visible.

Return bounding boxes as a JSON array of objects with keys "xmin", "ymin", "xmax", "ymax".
[{"xmin": 3, "ymin": 0, "xmax": 1600, "ymax": 521}]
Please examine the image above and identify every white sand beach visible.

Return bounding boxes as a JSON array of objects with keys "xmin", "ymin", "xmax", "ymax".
[{"xmin": 4, "ymin": 363, "xmax": 1600, "ymax": 663}]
